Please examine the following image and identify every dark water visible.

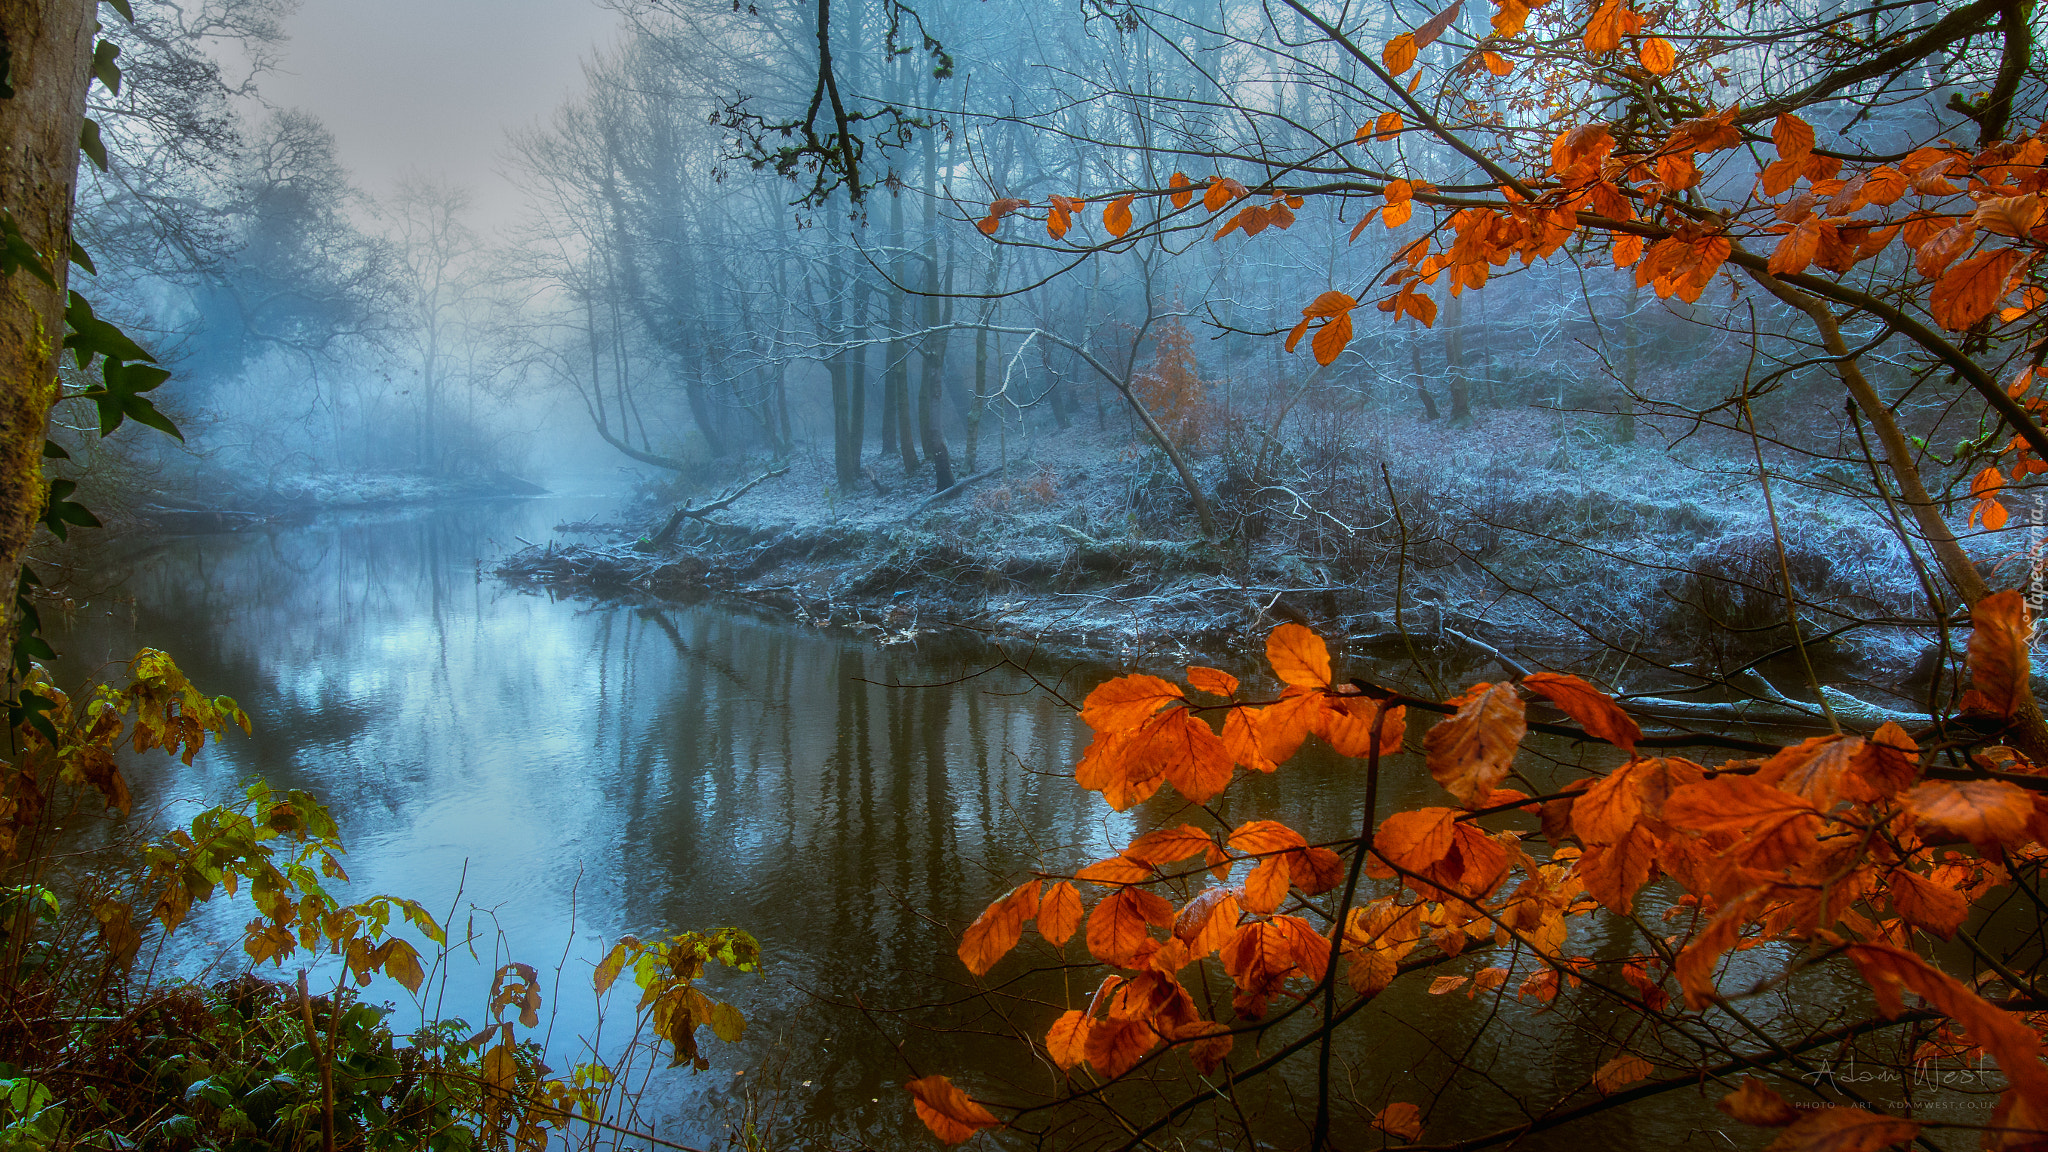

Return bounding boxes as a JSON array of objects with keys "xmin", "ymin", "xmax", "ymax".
[{"xmin": 52, "ymin": 498, "xmax": 1764, "ymax": 1150}]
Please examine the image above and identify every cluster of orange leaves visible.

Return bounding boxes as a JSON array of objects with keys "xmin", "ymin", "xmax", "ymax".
[
  {"xmin": 911, "ymin": 594, "xmax": 2048, "ymax": 1148},
  {"xmin": 974, "ymin": 0, "xmax": 2044, "ymax": 371}
]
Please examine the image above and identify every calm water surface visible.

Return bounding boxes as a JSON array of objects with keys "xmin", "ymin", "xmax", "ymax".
[{"xmin": 55, "ymin": 497, "xmax": 1750, "ymax": 1150}]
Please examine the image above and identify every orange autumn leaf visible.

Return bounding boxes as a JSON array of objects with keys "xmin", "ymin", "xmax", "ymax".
[
  {"xmin": 1637, "ymin": 36, "xmax": 1674, "ymax": 74},
  {"xmin": 1126, "ymin": 824, "xmax": 1216, "ymax": 865},
  {"xmin": 1168, "ymin": 172, "xmax": 1192, "ymax": 210},
  {"xmin": 1103, "ymin": 194, "xmax": 1135, "ymax": 238},
  {"xmin": 1044, "ymin": 1009, "xmax": 1090, "ymax": 1070},
  {"xmin": 1086, "ymin": 885, "xmax": 1174, "ymax": 966},
  {"xmin": 1383, "ymin": 33, "xmax": 1418, "ymax": 74},
  {"xmin": 1772, "ymin": 114, "xmax": 1815, "ymax": 164},
  {"xmin": 1848, "ymin": 942, "xmax": 2048, "ymax": 1111},
  {"xmin": 1593, "ymin": 1053, "xmax": 1654, "ymax": 1094},
  {"xmin": 1186, "ymin": 665, "xmax": 1238, "ymax": 696},
  {"xmin": 1962, "ymin": 589, "xmax": 2032, "ymax": 718},
  {"xmin": 1267, "ymin": 623, "xmax": 1333, "ymax": 688},
  {"xmin": 907, "ymin": 1075, "xmax": 1002, "ymax": 1145},
  {"xmin": 1223, "ymin": 707, "xmax": 1279, "ymax": 772},
  {"xmin": 1521, "ymin": 672, "xmax": 1640, "ymax": 754},
  {"xmin": 1931, "ymin": 248, "xmax": 2030, "ymax": 332},
  {"xmin": 1412, "ymin": 0, "xmax": 1463, "ymax": 49},
  {"xmin": 1769, "ymin": 217, "xmax": 1822, "ymax": 276},
  {"xmin": 1079, "ymin": 674, "xmax": 1183, "ymax": 732},
  {"xmin": 1764, "ymin": 1107, "xmax": 1919, "ymax": 1152},
  {"xmin": 1582, "ymin": 0, "xmax": 1624, "ymax": 54},
  {"xmin": 1717, "ymin": 1077, "xmax": 1799, "ymax": 1126},
  {"xmin": 1373, "ymin": 1101, "xmax": 1423, "ymax": 1141},
  {"xmin": 1038, "ymin": 881, "xmax": 1083, "ymax": 946},
  {"xmin": 958, "ymin": 879, "xmax": 1041, "ymax": 976},
  {"xmin": 1375, "ymin": 111, "xmax": 1404, "ymax": 141},
  {"xmin": 1423, "ymin": 682, "xmax": 1528, "ymax": 807},
  {"xmin": 1900, "ymin": 779, "xmax": 2034, "ymax": 850},
  {"xmin": 1887, "ymin": 868, "xmax": 1968, "ymax": 940},
  {"xmin": 1314, "ymin": 695, "xmax": 1405, "ymax": 758},
  {"xmin": 1046, "ymin": 194, "xmax": 1080, "ymax": 239},
  {"xmin": 1173, "ymin": 887, "xmax": 1242, "ymax": 955}
]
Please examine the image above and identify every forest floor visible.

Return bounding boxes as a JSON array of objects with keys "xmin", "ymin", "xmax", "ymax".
[{"xmin": 497, "ymin": 408, "xmax": 1986, "ymax": 717}]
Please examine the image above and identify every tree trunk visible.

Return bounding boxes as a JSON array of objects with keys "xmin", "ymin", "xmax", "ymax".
[
  {"xmin": 1445, "ymin": 291, "xmax": 1471, "ymax": 423},
  {"xmin": 0, "ymin": 0, "xmax": 95, "ymax": 674},
  {"xmin": 1753, "ymin": 270, "xmax": 2048, "ymax": 763},
  {"xmin": 1618, "ymin": 277, "xmax": 1639, "ymax": 444},
  {"xmin": 916, "ymin": 105, "xmax": 953, "ymax": 492},
  {"xmin": 1410, "ymin": 341, "xmax": 1439, "ymax": 420}
]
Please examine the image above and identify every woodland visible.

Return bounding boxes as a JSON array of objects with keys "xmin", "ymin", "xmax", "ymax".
[{"xmin": 0, "ymin": 0, "xmax": 2045, "ymax": 1150}]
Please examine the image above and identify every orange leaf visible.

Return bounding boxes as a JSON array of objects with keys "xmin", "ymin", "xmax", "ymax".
[
  {"xmin": 1266, "ymin": 623, "xmax": 1333, "ymax": 688},
  {"xmin": 1045, "ymin": 1009, "xmax": 1090, "ymax": 1070},
  {"xmin": 1582, "ymin": 0, "xmax": 1624, "ymax": 54},
  {"xmin": 1103, "ymin": 194, "xmax": 1135, "ymax": 239},
  {"xmin": 1429, "ymin": 974, "xmax": 1468, "ymax": 995},
  {"xmin": 1772, "ymin": 114, "xmax": 1815, "ymax": 164},
  {"xmin": 1383, "ymin": 33, "xmax": 1418, "ymax": 74},
  {"xmin": 1901, "ymin": 779, "xmax": 2034, "ymax": 850},
  {"xmin": 907, "ymin": 1075, "xmax": 1001, "ymax": 1145},
  {"xmin": 1375, "ymin": 111, "xmax": 1404, "ymax": 141},
  {"xmin": 1168, "ymin": 172, "xmax": 1193, "ymax": 210},
  {"xmin": 1522, "ymin": 672, "xmax": 1640, "ymax": 754},
  {"xmin": 1717, "ymin": 1077, "xmax": 1799, "ymax": 1126},
  {"xmin": 1173, "ymin": 887, "xmax": 1242, "ymax": 956},
  {"xmin": 1930, "ymin": 248, "xmax": 2028, "ymax": 332},
  {"xmin": 1148, "ymin": 709, "xmax": 1235, "ymax": 804},
  {"xmin": 1304, "ymin": 289, "xmax": 1358, "ymax": 317},
  {"xmin": 959, "ymin": 880, "xmax": 1041, "ymax": 976},
  {"xmin": 1311, "ymin": 311, "xmax": 1353, "ymax": 365},
  {"xmin": 1593, "ymin": 1053, "xmax": 1654, "ymax": 1094},
  {"xmin": 1083, "ymin": 1016, "xmax": 1156, "ymax": 1078},
  {"xmin": 1087, "ymin": 885, "xmax": 1174, "ymax": 966},
  {"xmin": 1975, "ymin": 193, "xmax": 2043, "ymax": 239},
  {"xmin": 1223, "ymin": 707, "xmax": 1278, "ymax": 772},
  {"xmin": 1076, "ymin": 855, "xmax": 1154, "ymax": 885},
  {"xmin": 1766, "ymin": 1108, "xmax": 1918, "ymax": 1152},
  {"xmin": 1039, "ymin": 881, "xmax": 1082, "ymax": 946},
  {"xmin": 1079, "ymin": 674, "xmax": 1183, "ymax": 732},
  {"xmin": 1314, "ymin": 695, "xmax": 1405, "ymax": 758},
  {"xmin": 1384, "ymin": 199, "xmax": 1415, "ymax": 228},
  {"xmin": 1412, "ymin": 0, "xmax": 1463, "ymax": 49},
  {"xmin": 1637, "ymin": 36, "xmax": 1674, "ymax": 74},
  {"xmin": 1253, "ymin": 690, "xmax": 1322, "ymax": 763},
  {"xmin": 1887, "ymin": 868, "xmax": 1968, "ymax": 940},
  {"xmin": 1241, "ymin": 854, "xmax": 1291, "ymax": 914},
  {"xmin": 1374, "ymin": 1101, "xmax": 1423, "ymax": 1141},
  {"xmin": 1423, "ymin": 682, "xmax": 1527, "ymax": 807},
  {"xmin": 1963, "ymin": 589, "xmax": 2033, "ymax": 718},
  {"xmin": 1480, "ymin": 49, "xmax": 1511, "ymax": 75},
  {"xmin": 1848, "ymin": 942, "xmax": 2048, "ymax": 1112},
  {"xmin": 1578, "ymin": 826, "xmax": 1659, "ymax": 913},
  {"xmin": 1185, "ymin": 665, "xmax": 1238, "ymax": 696},
  {"xmin": 1769, "ymin": 217, "xmax": 1822, "ymax": 276},
  {"xmin": 1126, "ymin": 824, "xmax": 1216, "ymax": 866}
]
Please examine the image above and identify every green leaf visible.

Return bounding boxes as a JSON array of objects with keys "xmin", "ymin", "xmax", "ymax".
[
  {"xmin": 40, "ymin": 441, "xmax": 67, "ymax": 460},
  {"xmin": 90, "ymin": 40, "xmax": 120, "ymax": 96},
  {"xmin": 103, "ymin": 0, "xmax": 135, "ymax": 21},
  {"xmin": 68, "ymin": 238, "xmax": 94, "ymax": 276},
  {"xmin": 79, "ymin": 118, "xmax": 108, "ymax": 172},
  {"xmin": 63, "ymin": 293, "xmax": 152, "ymax": 365},
  {"xmin": 0, "ymin": 211, "xmax": 55, "ymax": 289}
]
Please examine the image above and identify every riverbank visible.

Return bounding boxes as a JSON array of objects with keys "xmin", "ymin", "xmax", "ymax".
[{"xmin": 495, "ymin": 415, "xmax": 1957, "ymax": 714}]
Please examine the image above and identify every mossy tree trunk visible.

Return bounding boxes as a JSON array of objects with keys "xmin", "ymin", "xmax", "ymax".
[{"xmin": 0, "ymin": 0, "xmax": 95, "ymax": 664}]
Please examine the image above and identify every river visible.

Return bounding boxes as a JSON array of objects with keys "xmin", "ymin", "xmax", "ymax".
[{"xmin": 52, "ymin": 495, "xmax": 1776, "ymax": 1150}]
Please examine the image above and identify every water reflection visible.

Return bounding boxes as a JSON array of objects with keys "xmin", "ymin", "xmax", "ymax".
[{"xmin": 54, "ymin": 499, "xmax": 1743, "ymax": 1149}]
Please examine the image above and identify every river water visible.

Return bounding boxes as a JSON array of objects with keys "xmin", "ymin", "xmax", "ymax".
[{"xmin": 52, "ymin": 496, "xmax": 1770, "ymax": 1150}]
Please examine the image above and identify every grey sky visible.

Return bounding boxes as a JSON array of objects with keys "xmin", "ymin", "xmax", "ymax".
[{"xmin": 254, "ymin": 0, "xmax": 624, "ymax": 230}]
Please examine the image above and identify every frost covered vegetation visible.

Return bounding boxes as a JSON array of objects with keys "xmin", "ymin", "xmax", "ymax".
[{"xmin": 6, "ymin": 0, "xmax": 2048, "ymax": 1148}]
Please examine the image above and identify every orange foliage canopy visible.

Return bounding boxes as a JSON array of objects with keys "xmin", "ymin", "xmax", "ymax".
[{"xmin": 916, "ymin": 595, "xmax": 2048, "ymax": 1147}]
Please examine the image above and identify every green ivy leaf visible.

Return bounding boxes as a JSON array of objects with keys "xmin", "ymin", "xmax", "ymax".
[
  {"xmin": 78, "ymin": 117, "xmax": 108, "ymax": 172},
  {"xmin": 90, "ymin": 40, "xmax": 120, "ymax": 96}
]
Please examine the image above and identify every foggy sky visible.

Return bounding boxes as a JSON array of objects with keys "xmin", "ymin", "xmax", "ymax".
[{"xmin": 253, "ymin": 0, "xmax": 624, "ymax": 230}]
